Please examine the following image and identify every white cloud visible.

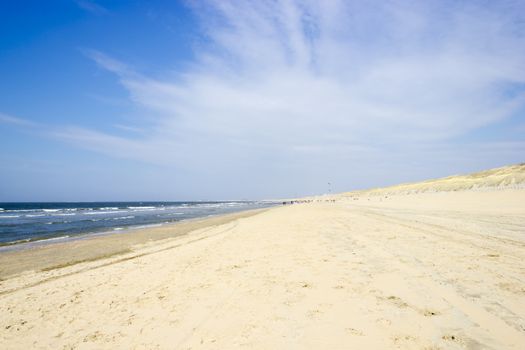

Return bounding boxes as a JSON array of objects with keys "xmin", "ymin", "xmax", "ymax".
[{"xmin": 52, "ymin": 1, "xmax": 525, "ymax": 195}]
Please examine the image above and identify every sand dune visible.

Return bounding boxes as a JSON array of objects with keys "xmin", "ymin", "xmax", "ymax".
[
  {"xmin": 343, "ymin": 163, "xmax": 525, "ymax": 196},
  {"xmin": 0, "ymin": 164, "xmax": 524, "ymax": 349}
]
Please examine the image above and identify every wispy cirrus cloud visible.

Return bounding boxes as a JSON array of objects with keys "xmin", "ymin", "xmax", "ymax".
[
  {"xmin": 21, "ymin": 1, "xmax": 525, "ymax": 194},
  {"xmin": 83, "ymin": 49, "xmax": 132, "ymax": 76},
  {"xmin": 0, "ymin": 113, "xmax": 39, "ymax": 127},
  {"xmin": 76, "ymin": 0, "xmax": 108, "ymax": 15}
]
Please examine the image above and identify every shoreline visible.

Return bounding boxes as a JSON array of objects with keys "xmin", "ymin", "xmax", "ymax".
[
  {"xmin": 0, "ymin": 201, "xmax": 278, "ymax": 250},
  {"xmin": 0, "ymin": 207, "xmax": 269, "ymax": 279},
  {"xmin": 0, "ymin": 206, "xmax": 271, "ymax": 252}
]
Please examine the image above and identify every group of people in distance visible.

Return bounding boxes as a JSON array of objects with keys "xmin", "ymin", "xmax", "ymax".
[{"xmin": 282, "ymin": 199, "xmax": 336, "ymax": 205}]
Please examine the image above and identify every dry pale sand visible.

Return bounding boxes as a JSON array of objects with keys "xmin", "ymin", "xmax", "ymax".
[{"xmin": 1, "ymin": 168, "xmax": 525, "ymax": 349}]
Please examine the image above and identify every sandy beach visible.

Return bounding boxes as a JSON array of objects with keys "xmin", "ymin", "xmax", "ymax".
[
  {"xmin": 1, "ymin": 170, "xmax": 525, "ymax": 349},
  {"xmin": 3, "ymin": 1, "xmax": 525, "ymax": 348}
]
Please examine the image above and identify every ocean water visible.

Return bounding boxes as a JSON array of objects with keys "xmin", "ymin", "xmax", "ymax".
[{"xmin": 0, "ymin": 201, "xmax": 276, "ymax": 248}]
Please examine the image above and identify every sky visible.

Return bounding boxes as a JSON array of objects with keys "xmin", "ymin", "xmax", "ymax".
[{"xmin": 0, "ymin": 0, "xmax": 524, "ymax": 201}]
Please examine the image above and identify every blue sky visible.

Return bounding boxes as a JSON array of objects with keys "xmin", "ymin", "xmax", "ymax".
[{"xmin": 1, "ymin": 0, "xmax": 524, "ymax": 201}]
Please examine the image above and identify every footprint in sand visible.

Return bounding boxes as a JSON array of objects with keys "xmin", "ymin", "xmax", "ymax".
[
  {"xmin": 300, "ymin": 282, "xmax": 312, "ymax": 288},
  {"xmin": 345, "ymin": 327, "xmax": 364, "ymax": 336},
  {"xmin": 376, "ymin": 317, "xmax": 392, "ymax": 326},
  {"xmin": 306, "ymin": 309, "xmax": 323, "ymax": 318},
  {"xmin": 392, "ymin": 334, "xmax": 418, "ymax": 343},
  {"xmin": 498, "ymin": 282, "xmax": 525, "ymax": 295},
  {"xmin": 383, "ymin": 295, "xmax": 409, "ymax": 308},
  {"xmin": 421, "ymin": 309, "xmax": 440, "ymax": 317},
  {"xmin": 441, "ymin": 333, "xmax": 484, "ymax": 348}
]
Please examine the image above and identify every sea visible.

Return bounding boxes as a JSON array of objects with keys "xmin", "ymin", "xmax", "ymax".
[{"xmin": 0, "ymin": 201, "xmax": 277, "ymax": 249}]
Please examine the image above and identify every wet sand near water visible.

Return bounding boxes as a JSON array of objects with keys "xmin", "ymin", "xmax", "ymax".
[{"xmin": 0, "ymin": 209, "xmax": 267, "ymax": 279}]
